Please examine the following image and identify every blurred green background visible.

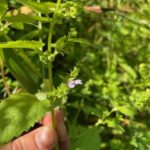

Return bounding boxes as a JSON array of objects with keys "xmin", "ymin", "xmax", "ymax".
[{"xmin": 0, "ymin": 0, "xmax": 150, "ymax": 149}]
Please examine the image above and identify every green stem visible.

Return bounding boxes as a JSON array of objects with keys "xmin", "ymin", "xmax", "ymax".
[
  {"xmin": 0, "ymin": 60, "xmax": 11, "ymax": 96},
  {"xmin": 47, "ymin": 1, "xmax": 61, "ymax": 150},
  {"xmin": 73, "ymin": 99, "xmax": 83, "ymax": 124},
  {"xmin": 37, "ymin": 0, "xmax": 42, "ymax": 31},
  {"xmin": 47, "ymin": 0, "xmax": 61, "ymax": 90},
  {"xmin": 47, "ymin": 0, "xmax": 61, "ymax": 53},
  {"xmin": 37, "ymin": 0, "xmax": 45, "ymax": 80},
  {"xmin": 51, "ymin": 109, "xmax": 56, "ymax": 128},
  {"xmin": 55, "ymin": 0, "xmax": 62, "ymax": 12},
  {"xmin": 47, "ymin": 14, "xmax": 54, "ymax": 91},
  {"xmin": 48, "ymin": 62, "xmax": 53, "ymax": 91}
]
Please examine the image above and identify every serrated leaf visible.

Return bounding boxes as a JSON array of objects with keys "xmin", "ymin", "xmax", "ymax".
[
  {"xmin": 117, "ymin": 106, "xmax": 134, "ymax": 118},
  {"xmin": 69, "ymin": 127, "xmax": 100, "ymax": 150},
  {"xmin": 3, "ymin": 14, "xmax": 49, "ymax": 24},
  {"xmin": 0, "ymin": 93, "xmax": 49, "ymax": 144},
  {"xmin": 0, "ymin": 40, "xmax": 44, "ymax": 50}
]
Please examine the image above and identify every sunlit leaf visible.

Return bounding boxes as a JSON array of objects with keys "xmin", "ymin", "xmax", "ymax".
[
  {"xmin": 0, "ymin": 40, "xmax": 44, "ymax": 50},
  {"xmin": 0, "ymin": 0, "xmax": 7, "ymax": 19},
  {"xmin": 0, "ymin": 93, "xmax": 49, "ymax": 144},
  {"xmin": 117, "ymin": 106, "xmax": 134, "ymax": 118},
  {"xmin": 70, "ymin": 127, "xmax": 100, "ymax": 150},
  {"xmin": 3, "ymin": 14, "xmax": 49, "ymax": 24}
]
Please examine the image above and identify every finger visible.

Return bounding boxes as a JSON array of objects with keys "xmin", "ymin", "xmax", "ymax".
[
  {"xmin": 39, "ymin": 110, "xmax": 69, "ymax": 150},
  {"xmin": 1, "ymin": 125, "xmax": 58, "ymax": 150},
  {"xmin": 41, "ymin": 112, "xmax": 53, "ymax": 126},
  {"xmin": 55, "ymin": 110, "xmax": 69, "ymax": 150},
  {"xmin": 34, "ymin": 126, "xmax": 58, "ymax": 150}
]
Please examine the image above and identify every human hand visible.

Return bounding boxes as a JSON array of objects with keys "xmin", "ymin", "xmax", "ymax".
[{"xmin": 0, "ymin": 110, "xmax": 69, "ymax": 150}]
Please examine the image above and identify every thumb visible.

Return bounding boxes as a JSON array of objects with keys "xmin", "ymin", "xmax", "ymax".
[{"xmin": 1, "ymin": 126, "xmax": 58, "ymax": 150}]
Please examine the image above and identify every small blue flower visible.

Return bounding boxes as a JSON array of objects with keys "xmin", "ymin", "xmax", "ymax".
[
  {"xmin": 68, "ymin": 79, "xmax": 82, "ymax": 88},
  {"xmin": 74, "ymin": 79, "xmax": 82, "ymax": 85}
]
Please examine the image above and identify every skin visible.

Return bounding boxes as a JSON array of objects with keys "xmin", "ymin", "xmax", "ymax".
[{"xmin": 0, "ymin": 110, "xmax": 69, "ymax": 150}]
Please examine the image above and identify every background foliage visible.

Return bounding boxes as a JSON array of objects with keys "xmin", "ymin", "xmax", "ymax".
[{"xmin": 0, "ymin": 0, "xmax": 150, "ymax": 149}]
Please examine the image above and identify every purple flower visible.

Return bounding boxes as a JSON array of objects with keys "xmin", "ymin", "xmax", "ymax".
[
  {"xmin": 74, "ymin": 79, "xmax": 82, "ymax": 84},
  {"xmin": 68, "ymin": 79, "xmax": 82, "ymax": 88}
]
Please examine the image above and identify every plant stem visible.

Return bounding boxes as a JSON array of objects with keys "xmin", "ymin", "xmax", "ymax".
[
  {"xmin": 73, "ymin": 99, "xmax": 84, "ymax": 124},
  {"xmin": 37, "ymin": 0, "xmax": 46, "ymax": 80},
  {"xmin": 47, "ymin": 13, "xmax": 54, "ymax": 90},
  {"xmin": 0, "ymin": 60, "xmax": 11, "ymax": 96},
  {"xmin": 47, "ymin": 0, "xmax": 62, "ymax": 91},
  {"xmin": 47, "ymin": 1, "xmax": 61, "ymax": 150},
  {"xmin": 47, "ymin": 0, "xmax": 62, "ymax": 52},
  {"xmin": 37, "ymin": 0, "xmax": 42, "ymax": 31},
  {"xmin": 48, "ymin": 62, "xmax": 53, "ymax": 91}
]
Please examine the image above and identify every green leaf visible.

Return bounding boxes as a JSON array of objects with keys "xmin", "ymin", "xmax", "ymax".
[
  {"xmin": 0, "ymin": 93, "xmax": 49, "ymax": 144},
  {"xmin": 19, "ymin": 52, "xmax": 41, "ymax": 77},
  {"xmin": 70, "ymin": 127, "xmax": 100, "ymax": 150},
  {"xmin": 104, "ymin": 118, "xmax": 124, "ymax": 132},
  {"xmin": 130, "ymin": 90, "xmax": 150, "ymax": 110},
  {"xmin": 119, "ymin": 58, "xmax": 137, "ymax": 81},
  {"xmin": 2, "ymin": 49, "xmax": 41, "ymax": 93},
  {"xmin": 68, "ymin": 38, "xmax": 92, "ymax": 46},
  {"xmin": 20, "ymin": 30, "xmax": 40, "ymax": 40},
  {"xmin": 117, "ymin": 106, "xmax": 134, "ymax": 118},
  {"xmin": 11, "ymin": 22, "xmax": 24, "ymax": 30},
  {"xmin": 0, "ymin": 40, "xmax": 44, "ymax": 50},
  {"xmin": 0, "ymin": 0, "xmax": 8, "ymax": 19},
  {"xmin": 82, "ymin": 105, "xmax": 101, "ymax": 117},
  {"xmin": 16, "ymin": 0, "xmax": 54, "ymax": 15},
  {"xmin": 3, "ymin": 14, "xmax": 49, "ymax": 24},
  {"xmin": 0, "ymin": 49, "xmax": 4, "ymax": 61}
]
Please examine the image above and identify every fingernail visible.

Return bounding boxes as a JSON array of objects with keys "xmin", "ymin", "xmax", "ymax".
[{"xmin": 35, "ymin": 126, "xmax": 56, "ymax": 150}]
